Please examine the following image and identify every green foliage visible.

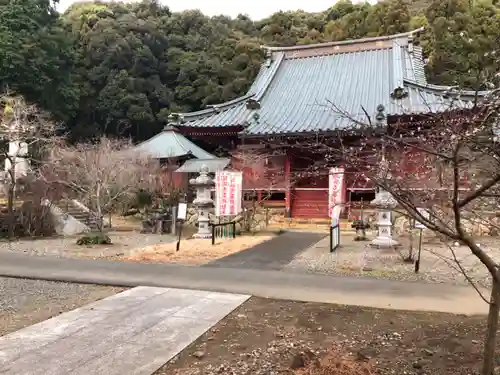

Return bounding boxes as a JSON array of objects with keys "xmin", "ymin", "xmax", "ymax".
[
  {"xmin": 76, "ymin": 233, "xmax": 112, "ymax": 245},
  {"xmin": 0, "ymin": 0, "xmax": 79, "ymax": 119},
  {"xmin": 1, "ymin": 0, "xmax": 499, "ymax": 141}
]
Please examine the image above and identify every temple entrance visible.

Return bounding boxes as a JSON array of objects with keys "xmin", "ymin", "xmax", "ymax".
[{"xmin": 290, "ymin": 158, "xmax": 330, "ymax": 219}]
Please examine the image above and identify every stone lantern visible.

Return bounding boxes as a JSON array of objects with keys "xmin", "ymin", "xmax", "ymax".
[
  {"xmin": 370, "ymin": 104, "xmax": 400, "ymax": 248},
  {"xmin": 370, "ymin": 185, "xmax": 399, "ymax": 248},
  {"xmin": 189, "ymin": 165, "xmax": 214, "ymax": 239}
]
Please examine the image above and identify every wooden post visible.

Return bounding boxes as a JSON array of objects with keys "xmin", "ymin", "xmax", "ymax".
[
  {"xmin": 285, "ymin": 151, "xmax": 291, "ymax": 218},
  {"xmin": 176, "ymin": 219, "xmax": 184, "ymax": 251},
  {"xmin": 211, "ymin": 224, "xmax": 215, "ymax": 246}
]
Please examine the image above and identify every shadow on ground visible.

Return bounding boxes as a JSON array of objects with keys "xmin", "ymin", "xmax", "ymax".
[{"xmin": 203, "ymin": 231, "xmax": 326, "ymax": 270}]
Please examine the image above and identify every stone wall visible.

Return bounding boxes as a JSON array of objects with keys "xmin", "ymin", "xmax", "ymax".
[
  {"xmin": 392, "ymin": 210, "xmax": 500, "ymax": 237},
  {"xmin": 185, "ymin": 204, "xmax": 285, "ymax": 233}
]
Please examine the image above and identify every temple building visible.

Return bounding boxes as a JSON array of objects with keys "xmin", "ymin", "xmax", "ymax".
[{"xmin": 149, "ymin": 28, "xmax": 485, "ymax": 219}]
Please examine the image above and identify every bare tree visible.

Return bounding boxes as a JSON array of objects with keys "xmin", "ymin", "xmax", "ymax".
[
  {"xmin": 42, "ymin": 137, "xmax": 161, "ymax": 231},
  {"xmin": 231, "ymin": 146, "xmax": 287, "ymax": 230},
  {"xmin": 281, "ymin": 92, "xmax": 500, "ymax": 374},
  {"xmin": 0, "ymin": 92, "xmax": 58, "ymax": 238}
]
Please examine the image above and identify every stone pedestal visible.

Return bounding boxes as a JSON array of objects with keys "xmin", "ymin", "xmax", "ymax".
[
  {"xmin": 5, "ymin": 141, "xmax": 28, "ymax": 180},
  {"xmin": 370, "ymin": 189, "xmax": 399, "ymax": 248},
  {"xmin": 189, "ymin": 165, "xmax": 214, "ymax": 239}
]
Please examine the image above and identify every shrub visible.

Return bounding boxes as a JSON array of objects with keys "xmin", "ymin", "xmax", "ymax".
[
  {"xmin": 0, "ymin": 200, "xmax": 56, "ymax": 238},
  {"xmin": 76, "ymin": 233, "xmax": 112, "ymax": 246}
]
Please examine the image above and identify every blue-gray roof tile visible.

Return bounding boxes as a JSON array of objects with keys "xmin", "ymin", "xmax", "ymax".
[{"xmin": 175, "ymin": 28, "xmax": 485, "ymax": 135}]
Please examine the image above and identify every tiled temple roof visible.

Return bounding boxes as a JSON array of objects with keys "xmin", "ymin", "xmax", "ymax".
[{"xmin": 174, "ymin": 28, "xmax": 487, "ymax": 135}]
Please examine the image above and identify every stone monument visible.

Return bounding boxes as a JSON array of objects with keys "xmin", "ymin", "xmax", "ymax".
[
  {"xmin": 189, "ymin": 165, "xmax": 214, "ymax": 239},
  {"xmin": 370, "ymin": 104, "xmax": 400, "ymax": 248}
]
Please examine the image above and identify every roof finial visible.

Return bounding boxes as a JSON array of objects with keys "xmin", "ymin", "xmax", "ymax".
[
  {"xmin": 164, "ymin": 113, "xmax": 183, "ymax": 131},
  {"xmin": 375, "ymin": 104, "xmax": 386, "ymax": 127}
]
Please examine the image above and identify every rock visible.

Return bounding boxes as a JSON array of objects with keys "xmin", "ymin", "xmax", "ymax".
[
  {"xmin": 413, "ymin": 359, "xmax": 431, "ymax": 369},
  {"xmin": 412, "ymin": 361, "xmax": 423, "ymax": 369},
  {"xmin": 290, "ymin": 350, "xmax": 316, "ymax": 370},
  {"xmin": 422, "ymin": 348, "xmax": 434, "ymax": 356},
  {"xmin": 394, "ymin": 215, "xmax": 411, "ymax": 235},
  {"xmin": 356, "ymin": 349, "xmax": 372, "ymax": 361},
  {"xmin": 192, "ymin": 350, "xmax": 205, "ymax": 359}
]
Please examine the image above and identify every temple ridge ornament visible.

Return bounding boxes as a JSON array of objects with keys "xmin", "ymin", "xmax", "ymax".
[
  {"xmin": 391, "ymin": 86, "xmax": 408, "ymax": 100},
  {"xmin": 375, "ymin": 104, "xmax": 385, "ymax": 126},
  {"xmin": 189, "ymin": 165, "xmax": 215, "ymax": 239},
  {"xmin": 246, "ymin": 99, "xmax": 261, "ymax": 110}
]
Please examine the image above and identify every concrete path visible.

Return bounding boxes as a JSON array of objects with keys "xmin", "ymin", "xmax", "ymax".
[
  {"xmin": 0, "ymin": 251, "xmax": 489, "ymax": 315},
  {"xmin": 0, "ymin": 286, "xmax": 249, "ymax": 375},
  {"xmin": 204, "ymin": 231, "xmax": 326, "ymax": 270}
]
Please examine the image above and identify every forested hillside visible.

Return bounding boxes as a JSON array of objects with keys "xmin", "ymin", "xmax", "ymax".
[{"xmin": 0, "ymin": 0, "xmax": 499, "ymax": 141}]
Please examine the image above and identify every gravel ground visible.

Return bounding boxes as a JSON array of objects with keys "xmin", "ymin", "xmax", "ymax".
[
  {"xmin": 158, "ymin": 297, "xmax": 488, "ymax": 375},
  {"xmin": 0, "ymin": 277, "xmax": 124, "ymax": 336},
  {"xmin": 0, "ymin": 232, "xmax": 175, "ymax": 258},
  {"xmin": 284, "ymin": 234, "xmax": 498, "ymax": 287}
]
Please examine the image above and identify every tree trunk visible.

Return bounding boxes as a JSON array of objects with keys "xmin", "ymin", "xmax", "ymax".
[
  {"xmin": 7, "ymin": 184, "xmax": 15, "ymax": 239},
  {"xmin": 96, "ymin": 184, "xmax": 103, "ymax": 232},
  {"xmin": 483, "ymin": 276, "xmax": 500, "ymax": 375}
]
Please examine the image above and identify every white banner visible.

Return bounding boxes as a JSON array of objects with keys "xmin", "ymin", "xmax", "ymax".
[
  {"xmin": 414, "ymin": 208, "xmax": 429, "ymax": 229},
  {"xmin": 329, "ymin": 167, "xmax": 345, "ymax": 219},
  {"xmin": 215, "ymin": 171, "xmax": 243, "ymax": 217}
]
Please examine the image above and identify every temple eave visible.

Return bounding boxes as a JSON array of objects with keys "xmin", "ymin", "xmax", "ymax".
[{"xmin": 177, "ymin": 125, "xmax": 245, "ymax": 136}]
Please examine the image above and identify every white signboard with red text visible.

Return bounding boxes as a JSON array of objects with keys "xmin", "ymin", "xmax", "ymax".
[
  {"xmin": 328, "ymin": 167, "xmax": 345, "ymax": 220},
  {"xmin": 215, "ymin": 171, "xmax": 243, "ymax": 217}
]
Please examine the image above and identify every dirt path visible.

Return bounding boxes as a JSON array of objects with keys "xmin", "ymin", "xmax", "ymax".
[{"xmin": 158, "ymin": 297, "xmax": 488, "ymax": 375}]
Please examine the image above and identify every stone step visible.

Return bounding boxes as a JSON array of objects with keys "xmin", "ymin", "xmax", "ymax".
[{"xmin": 268, "ymin": 222, "xmax": 356, "ymax": 233}]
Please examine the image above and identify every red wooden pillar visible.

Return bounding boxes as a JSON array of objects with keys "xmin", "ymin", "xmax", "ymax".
[{"xmin": 285, "ymin": 151, "xmax": 291, "ymax": 217}]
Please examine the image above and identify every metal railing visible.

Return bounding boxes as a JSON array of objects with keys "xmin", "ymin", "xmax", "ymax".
[
  {"xmin": 210, "ymin": 221, "xmax": 237, "ymax": 245},
  {"xmin": 330, "ymin": 222, "xmax": 340, "ymax": 252}
]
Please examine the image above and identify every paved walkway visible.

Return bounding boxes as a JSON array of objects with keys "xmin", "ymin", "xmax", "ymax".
[
  {"xmin": 0, "ymin": 286, "xmax": 249, "ymax": 375},
  {"xmin": 205, "ymin": 231, "xmax": 325, "ymax": 270},
  {"xmin": 0, "ymin": 251, "xmax": 489, "ymax": 315}
]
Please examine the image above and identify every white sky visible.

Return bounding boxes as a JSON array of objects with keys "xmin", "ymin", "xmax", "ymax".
[{"xmin": 57, "ymin": 0, "xmax": 369, "ymax": 20}]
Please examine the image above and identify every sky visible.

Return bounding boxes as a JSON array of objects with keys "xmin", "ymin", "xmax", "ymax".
[{"xmin": 57, "ymin": 0, "xmax": 360, "ymax": 20}]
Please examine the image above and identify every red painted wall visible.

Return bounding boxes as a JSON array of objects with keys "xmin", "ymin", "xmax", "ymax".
[{"xmin": 231, "ymin": 153, "xmax": 286, "ymax": 190}]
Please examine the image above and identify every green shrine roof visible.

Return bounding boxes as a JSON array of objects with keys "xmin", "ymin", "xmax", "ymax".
[
  {"xmin": 173, "ymin": 28, "xmax": 487, "ymax": 135},
  {"xmin": 132, "ymin": 126, "xmax": 215, "ymax": 159}
]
